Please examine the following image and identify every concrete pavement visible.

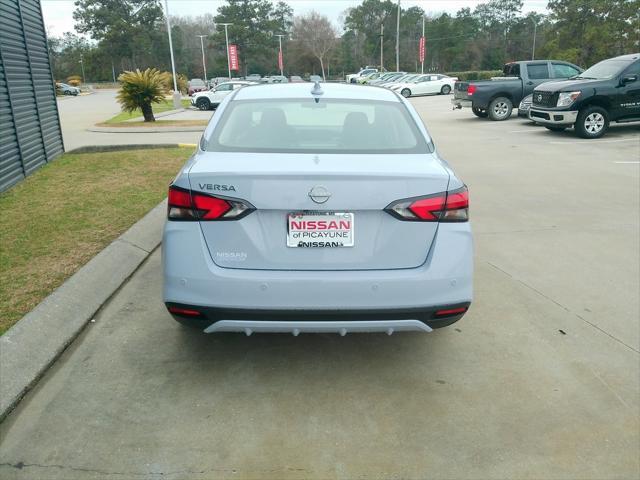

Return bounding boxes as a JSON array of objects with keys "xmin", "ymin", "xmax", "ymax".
[
  {"xmin": 56, "ymin": 90, "xmax": 203, "ymax": 150},
  {"xmin": 1, "ymin": 94, "xmax": 638, "ymax": 479}
]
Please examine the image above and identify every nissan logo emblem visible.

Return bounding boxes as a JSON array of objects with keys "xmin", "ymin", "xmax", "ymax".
[{"xmin": 308, "ymin": 185, "xmax": 331, "ymax": 204}]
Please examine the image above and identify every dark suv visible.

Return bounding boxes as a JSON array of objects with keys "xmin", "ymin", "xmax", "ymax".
[{"xmin": 529, "ymin": 53, "xmax": 640, "ymax": 138}]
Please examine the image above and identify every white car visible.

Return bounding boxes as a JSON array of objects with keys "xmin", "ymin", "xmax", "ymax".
[
  {"xmin": 391, "ymin": 74, "xmax": 458, "ymax": 98},
  {"xmin": 346, "ymin": 67, "xmax": 378, "ymax": 84},
  {"xmin": 191, "ymin": 81, "xmax": 255, "ymax": 110}
]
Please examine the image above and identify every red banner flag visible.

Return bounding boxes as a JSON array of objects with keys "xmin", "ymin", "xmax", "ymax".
[
  {"xmin": 419, "ymin": 36, "xmax": 426, "ymax": 63},
  {"xmin": 278, "ymin": 48, "xmax": 283, "ymax": 72},
  {"xmin": 228, "ymin": 44, "xmax": 239, "ymax": 71}
]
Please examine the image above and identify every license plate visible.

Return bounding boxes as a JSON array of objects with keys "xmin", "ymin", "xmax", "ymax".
[{"xmin": 287, "ymin": 212, "xmax": 354, "ymax": 248}]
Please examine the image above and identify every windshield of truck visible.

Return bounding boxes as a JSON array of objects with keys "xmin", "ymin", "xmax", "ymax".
[{"xmin": 577, "ymin": 59, "xmax": 632, "ymax": 80}]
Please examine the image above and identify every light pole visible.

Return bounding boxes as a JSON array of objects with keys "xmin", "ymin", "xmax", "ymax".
[
  {"xmin": 163, "ymin": 0, "xmax": 181, "ymax": 109},
  {"xmin": 380, "ymin": 24, "xmax": 384, "ymax": 71},
  {"xmin": 217, "ymin": 23, "xmax": 233, "ymax": 79},
  {"xmin": 421, "ymin": 16, "xmax": 425, "ymax": 74},
  {"xmin": 196, "ymin": 35, "xmax": 208, "ymax": 83},
  {"xmin": 395, "ymin": 0, "xmax": 400, "ymax": 72},
  {"xmin": 79, "ymin": 54, "xmax": 85, "ymax": 83},
  {"xmin": 531, "ymin": 19, "xmax": 537, "ymax": 60},
  {"xmin": 275, "ymin": 34, "xmax": 285, "ymax": 76}
]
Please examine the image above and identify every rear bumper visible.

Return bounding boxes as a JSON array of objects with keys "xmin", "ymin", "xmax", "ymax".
[
  {"xmin": 529, "ymin": 108, "xmax": 578, "ymax": 125},
  {"xmin": 451, "ymin": 98, "xmax": 473, "ymax": 109},
  {"xmin": 166, "ymin": 302, "xmax": 470, "ymax": 333},
  {"xmin": 162, "ymin": 221, "xmax": 473, "ymax": 329}
]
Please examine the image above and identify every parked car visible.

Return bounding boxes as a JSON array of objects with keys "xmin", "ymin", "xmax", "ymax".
[
  {"xmin": 164, "ymin": 83, "xmax": 472, "ymax": 335},
  {"xmin": 357, "ymin": 71, "xmax": 383, "ymax": 84},
  {"xmin": 451, "ymin": 60, "xmax": 583, "ymax": 120},
  {"xmin": 290, "ymin": 75, "xmax": 305, "ymax": 83},
  {"xmin": 208, "ymin": 77, "xmax": 229, "ymax": 88},
  {"xmin": 246, "ymin": 74, "xmax": 262, "ymax": 82},
  {"xmin": 56, "ymin": 83, "xmax": 80, "ymax": 96},
  {"xmin": 188, "ymin": 78, "xmax": 207, "ymax": 96},
  {"xmin": 309, "ymin": 75, "xmax": 323, "ymax": 83},
  {"xmin": 391, "ymin": 74, "xmax": 457, "ymax": 97},
  {"xmin": 346, "ymin": 67, "xmax": 378, "ymax": 84},
  {"xmin": 368, "ymin": 72, "xmax": 406, "ymax": 85},
  {"xmin": 380, "ymin": 73, "xmax": 420, "ymax": 88},
  {"xmin": 270, "ymin": 75, "xmax": 289, "ymax": 83},
  {"xmin": 190, "ymin": 81, "xmax": 254, "ymax": 110},
  {"xmin": 529, "ymin": 53, "xmax": 640, "ymax": 138},
  {"xmin": 518, "ymin": 94, "xmax": 533, "ymax": 118}
]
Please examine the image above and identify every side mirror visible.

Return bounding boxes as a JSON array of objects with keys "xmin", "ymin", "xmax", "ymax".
[{"xmin": 621, "ymin": 74, "xmax": 638, "ymax": 85}]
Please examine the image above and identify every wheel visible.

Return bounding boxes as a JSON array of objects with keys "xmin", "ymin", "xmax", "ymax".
[
  {"xmin": 472, "ymin": 107, "xmax": 488, "ymax": 118},
  {"xmin": 196, "ymin": 98, "xmax": 211, "ymax": 111},
  {"xmin": 544, "ymin": 126, "xmax": 566, "ymax": 132},
  {"xmin": 440, "ymin": 85, "xmax": 451, "ymax": 95},
  {"xmin": 575, "ymin": 106, "xmax": 609, "ymax": 139},
  {"xmin": 401, "ymin": 88, "xmax": 411, "ymax": 98},
  {"xmin": 488, "ymin": 97, "xmax": 513, "ymax": 121},
  {"xmin": 63, "ymin": 91, "xmax": 70, "ymax": 96}
]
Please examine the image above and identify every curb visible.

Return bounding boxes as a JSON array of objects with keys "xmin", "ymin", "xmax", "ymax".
[
  {"xmin": 123, "ymin": 107, "xmax": 188, "ymax": 122},
  {"xmin": 0, "ymin": 201, "xmax": 167, "ymax": 422},
  {"xmin": 87, "ymin": 125, "xmax": 205, "ymax": 133}
]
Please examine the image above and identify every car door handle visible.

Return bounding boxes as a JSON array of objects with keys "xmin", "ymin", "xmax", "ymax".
[{"xmin": 526, "ymin": 81, "xmax": 534, "ymax": 85}]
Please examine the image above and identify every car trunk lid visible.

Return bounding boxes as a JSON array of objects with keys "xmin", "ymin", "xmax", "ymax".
[{"xmin": 188, "ymin": 152, "xmax": 450, "ymax": 271}]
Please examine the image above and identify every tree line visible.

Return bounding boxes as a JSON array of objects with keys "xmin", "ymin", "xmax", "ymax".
[{"xmin": 49, "ymin": 0, "xmax": 639, "ymax": 83}]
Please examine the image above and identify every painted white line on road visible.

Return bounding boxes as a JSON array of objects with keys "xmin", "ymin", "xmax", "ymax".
[
  {"xmin": 549, "ymin": 138, "xmax": 640, "ymax": 145},
  {"xmin": 614, "ymin": 161, "xmax": 640, "ymax": 164},
  {"xmin": 508, "ymin": 129, "xmax": 544, "ymax": 133}
]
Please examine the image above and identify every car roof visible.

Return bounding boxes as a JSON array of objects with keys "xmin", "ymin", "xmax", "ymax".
[
  {"xmin": 609, "ymin": 53, "xmax": 640, "ymax": 62},
  {"xmin": 233, "ymin": 83, "xmax": 400, "ymax": 102}
]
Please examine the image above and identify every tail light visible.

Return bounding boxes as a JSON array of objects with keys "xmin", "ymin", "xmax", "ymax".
[
  {"xmin": 435, "ymin": 307, "xmax": 468, "ymax": 317},
  {"xmin": 467, "ymin": 84, "xmax": 476, "ymax": 95},
  {"xmin": 167, "ymin": 185, "xmax": 255, "ymax": 221},
  {"xmin": 385, "ymin": 186, "xmax": 469, "ymax": 222},
  {"xmin": 167, "ymin": 306, "xmax": 202, "ymax": 317}
]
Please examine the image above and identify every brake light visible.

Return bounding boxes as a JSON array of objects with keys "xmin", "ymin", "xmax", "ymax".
[
  {"xmin": 385, "ymin": 186, "xmax": 469, "ymax": 222},
  {"xmin": 467, "ymin": 84, "xmax": 476, "ymax": 95},
  {"xmin": 435, "ymin": 307, "xmax": 468, "ymax": 317},
  {"xmin": 167, "ymin": 185, "xmax": 254, "ymax": 221},
  {"xmin": 168, "ymin": 306, "xmax": 202, "ymax": 317}
]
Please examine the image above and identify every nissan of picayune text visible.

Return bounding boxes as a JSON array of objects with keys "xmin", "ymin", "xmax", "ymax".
[{"xmin": 162, "ymin": 82, "xmax": 473, "ymax": 336}]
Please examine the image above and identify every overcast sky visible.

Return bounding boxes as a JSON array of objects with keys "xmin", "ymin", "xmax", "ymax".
[{"xmin": 42, "ymin": 0, "xmax": 549, "ymax": 37}]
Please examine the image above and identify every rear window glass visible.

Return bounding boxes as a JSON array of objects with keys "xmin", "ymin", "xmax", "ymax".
[
  {"xmin": 527, "ymin": 64, "xmax": 550, "ymax": 79},
  {"xmin": 204, "ymin": 99, "xmax": 431, "ymax": 154}
]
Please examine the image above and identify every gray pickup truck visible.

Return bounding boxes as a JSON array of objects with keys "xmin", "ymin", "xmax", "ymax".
[{"xmin": 451, "ymin": 60, "xmax": 583, "ymax": 120}]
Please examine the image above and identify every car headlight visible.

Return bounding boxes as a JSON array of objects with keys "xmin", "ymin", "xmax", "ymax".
[{"xmin": 557, "ymin": 91, "xmax": 581, "ymax": 107}]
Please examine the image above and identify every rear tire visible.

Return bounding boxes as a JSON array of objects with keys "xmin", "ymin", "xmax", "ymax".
[
  {"xmin": 196, "ymin": 98, "xmax": 211, "ymax": 111},
  {"xmin": 575, "ymin": 106, "xmax": 609, "ymax": 139},
  {"xmin": 472, "ymin": 107, "xmax": 488, "ymax": 118},
  {"xmin": 488, "ymin": 96, "xmax": 513, "ymax": 121},
  {"xmin": 400, "ymin": 88, "xmax": 411, "ymax": 98},
  {"xmin": 440, "ymin": 85, "xmax": 451, "ymax": 95},
  {"xmin": 544, "ymin": 126, "xmax": 566, "ymax": 132}
]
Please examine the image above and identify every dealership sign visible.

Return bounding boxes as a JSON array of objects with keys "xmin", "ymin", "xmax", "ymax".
[
  {"xmin": 278, "ymin": 48, "xmax": 283, "ymax": 71},
  {"xmin": 228, "ymin": 44, "xmax": 239, "ymax": 71},
  {"xmin": 419, "ymin": 36, "xmax": 426, "ymax": 63}
]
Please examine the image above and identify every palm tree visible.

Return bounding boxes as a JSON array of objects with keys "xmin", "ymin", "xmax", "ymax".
[{"xmin": 116, "ymin": 68, "xmax": 167, "ymax": 122}]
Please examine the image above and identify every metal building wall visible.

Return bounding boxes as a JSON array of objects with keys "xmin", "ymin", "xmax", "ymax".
[{"xmin": 0, "ymin": 0, "xmax": 64, "ymax": 192}]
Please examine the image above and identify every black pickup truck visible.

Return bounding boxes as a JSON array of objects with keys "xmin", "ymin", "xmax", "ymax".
[
  {"xmin": 529, "ymin": 53, "xmax": 640, "ymax": 138},
  {"xmin": 451, "ymin": 60, "xmax": 583, "ymax": 120}
]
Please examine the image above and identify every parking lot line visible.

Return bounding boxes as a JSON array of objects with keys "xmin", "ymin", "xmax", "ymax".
[
  {"xmin": 549, "ymin": 138, "xmax": 640, "ymax": 145},
  {"xmin": 614, "ymin": 161, "xmax": 640, "ymax": 164}
]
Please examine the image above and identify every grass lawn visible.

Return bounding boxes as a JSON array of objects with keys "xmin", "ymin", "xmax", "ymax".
[
  {"xmin": 0, "ymin": 147, "xmax": 192, "ymax": 334},
  {"xmin": 104, "ymin": 98, "xmax": 192, "ymax": 124}
]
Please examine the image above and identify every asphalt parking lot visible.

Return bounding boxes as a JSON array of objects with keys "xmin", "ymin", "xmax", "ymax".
[{"xmin": 1, "ymin": 94, "xmax": 638, "ymax": 480}]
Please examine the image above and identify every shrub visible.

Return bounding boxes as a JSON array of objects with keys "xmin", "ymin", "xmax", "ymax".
[
  {"xmin": 159, "ymin": 71, "xmax": 188, "ymax": 94},
  {"xmin": 67, "ymin": 75, "xmax": 82, "ymax": 86},
  {"xmin": 116, "ymin": 68, "xmax": 168, "ymax": 122},
  {"xmin": 445, "ymin": 70, "xmax": 503, "ymax": 81}
]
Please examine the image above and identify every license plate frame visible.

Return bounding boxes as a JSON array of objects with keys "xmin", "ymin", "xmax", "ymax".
[{"xmin": 287, "ymin": 212, "xmax": 355, "ymax": 248}]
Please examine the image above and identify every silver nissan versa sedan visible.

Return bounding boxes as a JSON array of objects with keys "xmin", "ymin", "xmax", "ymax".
[{"xmin": 162, "ymin": 82, "xmax": 473, "ymax": 335}]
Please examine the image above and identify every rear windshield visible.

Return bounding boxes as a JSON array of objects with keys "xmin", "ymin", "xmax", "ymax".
[{"xmin": 204, "ymin": 98, "xmax": 431, "ymax": 154}]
